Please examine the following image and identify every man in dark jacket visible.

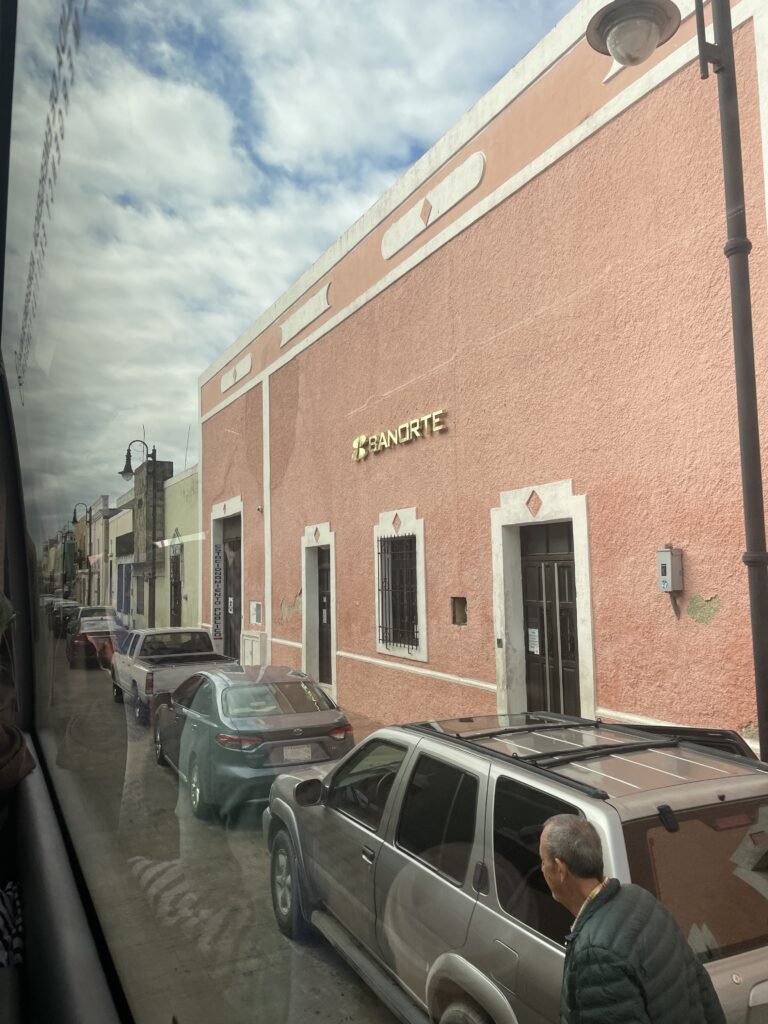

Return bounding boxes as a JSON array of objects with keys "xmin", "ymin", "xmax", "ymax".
[{"xmin": 539, "ymin": 814, "xmax": 726, "ymax": 1024}]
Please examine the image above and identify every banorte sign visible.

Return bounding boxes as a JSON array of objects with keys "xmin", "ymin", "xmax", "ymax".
[{"xmin": 352, "ymin": 410, "xmax": 445, "ymax": 462}]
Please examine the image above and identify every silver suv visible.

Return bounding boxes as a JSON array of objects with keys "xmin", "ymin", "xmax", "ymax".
[{"xmin": 264, "ymin": 712, "xmax": 768, "ymax": 1024}]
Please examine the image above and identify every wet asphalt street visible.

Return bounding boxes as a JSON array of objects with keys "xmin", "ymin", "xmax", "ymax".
[{"xmin": 35, "ymin": 632, "xmax": 397, "ymax": 1024}]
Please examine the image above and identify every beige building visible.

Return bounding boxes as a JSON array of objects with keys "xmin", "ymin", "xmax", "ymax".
[{"xmin": 153, "ymin": 465, "xmax": 201, "ymax": 628}]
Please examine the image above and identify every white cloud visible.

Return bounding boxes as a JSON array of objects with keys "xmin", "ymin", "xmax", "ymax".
[{"xmin": 3, "ymin": 0, "xmax": 575, "ymax": 544}]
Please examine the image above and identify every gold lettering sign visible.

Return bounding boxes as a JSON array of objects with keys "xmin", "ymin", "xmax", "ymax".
[{"xmin": 351, "ymin": 410, "xmax": 446, "ymax": 462}]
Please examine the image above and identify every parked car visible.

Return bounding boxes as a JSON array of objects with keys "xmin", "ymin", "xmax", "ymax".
[
  {"xmin": 68, "ymin": 605, "xmax": 118, "ymax": 633},
  {"xmin": 51, "ymin": 601, "xmax": 80, "ymax": 638},
  {"xmin": 264, "ymin": 712, "xmax": 767, "ymax": 1024},
  {"xmin": 109, "ymin": 627, "xmax": 236, "ymax": 723},
  {"xmin": 153, "ymin": 665, "xmax": 355, "ymax": 820},
  {"xmin": 66, "ymin": 617, "xmax": 128, "ymax": 670}
]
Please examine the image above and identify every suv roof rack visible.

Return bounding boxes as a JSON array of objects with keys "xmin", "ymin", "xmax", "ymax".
[
  {"xmin": 401, "ymin": 718, "xmax": 741, "ymax": 802},
  {"xmin": 403, "ymin": 721, "xmax": 614, "ymax": 800}
]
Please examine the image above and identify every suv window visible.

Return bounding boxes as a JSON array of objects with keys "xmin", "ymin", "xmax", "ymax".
[
  {"xmin": 397, "ymin": 754, "xmax": 478, "ymax": 884},
  {"xmin": 327, "ymin": 739, "xmax": 407, "ymax": 831},
  {"xmin": 493, "ymin": 776, "xmax": 576, "ymax": 944},
  {"xmin": 624, "ymin": 797, "xmax": 768, "ymax": 963}
]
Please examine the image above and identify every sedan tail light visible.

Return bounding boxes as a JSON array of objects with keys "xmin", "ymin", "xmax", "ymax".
[
  {"xmin": 215, "ymin": 733, "xmax": 264, "ymax": 752},
  {"xmin": 329, "ymin": 724, "xmax": 353, "ymax": 741}
]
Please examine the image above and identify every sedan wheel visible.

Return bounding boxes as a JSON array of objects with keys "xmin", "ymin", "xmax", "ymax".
[
  {"xmin": 189, "ymin": 760, "xmax": 212, "ymax": 820},
  {"xmin": 270, "ymin": 830, "xmax": 309, "ymax": 940},
  {"xmin": 154, "ymin": 725, "xmax": 167, "ymax": 766}
]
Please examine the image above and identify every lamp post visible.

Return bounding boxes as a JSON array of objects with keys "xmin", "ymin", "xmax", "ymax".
[
  {"xmin": 71, "ymin": 502, "xmax": 92, "ymax": 605},
  {"xmin": 118, "ymin": 440, "xmax": 157, "ymax": 628},
  {"xmin": 587, "ymin": 0, "xmax": 768, "ymax": 760}
]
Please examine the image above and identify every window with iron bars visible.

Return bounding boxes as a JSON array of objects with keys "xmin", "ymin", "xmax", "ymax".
[{"xmin": 378, "ymin": 534, "xmax": 418, "ymax": 650}]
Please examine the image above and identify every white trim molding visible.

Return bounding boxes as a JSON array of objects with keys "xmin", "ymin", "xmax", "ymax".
[
  {"xmin": 491, "ymin": 480, "xmax": 596, "ymax": 717},
  {"xmin": 280, "ymin": 284, "xmax": 331, "ymax": 347},
  {"xmin": 301, "ymin": 522, "xmax": 337, "ymax": 697},
  {"xmin": 272, "ymin": 637, "xmax": 302, "ymax": 649},
  {"xmin": 337, "ymin": 649, "xmax": 495, "ymax": 692},
  {"xmin": 374, "ymin": 508, "xmax": 428, "ymax": 664},
  {"xmin": 262, "ymin": 378, "xmax": 272, "ymax": 664}
]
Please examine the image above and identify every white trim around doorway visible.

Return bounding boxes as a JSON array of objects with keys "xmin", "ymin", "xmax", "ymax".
[
  {"xmin": 491, "ymin": 480, "xmax": 596, "ymax": 717},
  {"xmin": 301, "ymin": 522, "xmax": 337, "ymax": 698}
]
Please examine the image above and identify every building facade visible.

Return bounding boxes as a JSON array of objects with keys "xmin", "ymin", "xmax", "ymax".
[
  {"xmin": 198, "ymin": 0, "xmax": 768, "ymax": 738},
  {"xmin": 153, "ymin": 465, "xmax": 201, "ymax": 629}
]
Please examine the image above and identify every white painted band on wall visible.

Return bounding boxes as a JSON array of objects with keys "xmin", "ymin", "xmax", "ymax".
[
  {"xmin": 337, "ymin": 649, "xmax": 496, "ymax": 692},
  {"xmin": 381, "ymin": 152, "xmax": 486, "ymax": 260},
  {"xmin": 221, "ymin": 354, "xmax": 252, "ymax": 393},
  {"xmin": 280, "ymin": 284, "xmax": 331, "ymax": 347},
  {"xmin": 272, "ymin": 638, "xmax": 302, "ymax": 649}
]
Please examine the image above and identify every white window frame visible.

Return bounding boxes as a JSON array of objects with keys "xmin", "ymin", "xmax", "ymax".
[{"xmin": 374, "ymin": 508, "xmax": 427, "ymax": 663}]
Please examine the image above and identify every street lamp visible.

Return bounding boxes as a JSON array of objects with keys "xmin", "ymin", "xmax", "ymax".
[
  {"xmin": 118, "ymin": 440, "xmax": 157, "ymax": 628},
  {"xmin": 72, "ymin": 501, "xmax": 92, "ymax": 605},
  {"xmin": 587, "ymin": 0, "xmax": 768, "ymax": 760}
]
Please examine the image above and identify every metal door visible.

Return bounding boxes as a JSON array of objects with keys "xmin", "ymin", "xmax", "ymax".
[
  {"xmin": 317, "ymin": 545, "xmax": 331, "ymax": 684},
  {"xmin": 521, "ymin": 523, "xmax": 579, "ymax": 715},
  {"xmin": 223, "ymin": 534, "xmax": 241, "ymax": 660},
  {"xmin": 170, "ymin": 553, "xmax": 182, "ymax": 627}
]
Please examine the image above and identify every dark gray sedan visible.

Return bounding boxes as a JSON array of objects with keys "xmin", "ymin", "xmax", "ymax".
[{"xmin": 153, "ymin": 665, "xmax": 355, "ymax": 820}]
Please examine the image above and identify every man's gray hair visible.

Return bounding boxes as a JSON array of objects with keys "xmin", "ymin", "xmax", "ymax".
[{"xmin": 543, "ymin": 814, "xmax": 604, "ymax": 879}]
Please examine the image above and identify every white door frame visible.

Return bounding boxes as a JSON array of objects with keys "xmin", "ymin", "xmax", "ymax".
[{"xmin": 491, "ymin": 480, "xmax": 596, "ymax": 716}]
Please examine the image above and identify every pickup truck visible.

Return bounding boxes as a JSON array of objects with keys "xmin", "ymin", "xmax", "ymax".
[{"xmin": 110, "ymin": 627, "xmax": 236, "ymax": 724}]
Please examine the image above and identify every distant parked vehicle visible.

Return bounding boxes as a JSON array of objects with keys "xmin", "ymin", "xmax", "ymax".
[
  {"xmin": 66, "ymin": 617, "xmax": 128, "ymax": 669},
  {"xmin": 51, "ymin": 601, "xmax": 80, "ymax": 638},
  {"xmin": 110, "ymin": 627, "xmax": 236, "ymax": 723},
  {"xmin": 153, "ymin": 665, "xmax": 355, "ymax": 820}
]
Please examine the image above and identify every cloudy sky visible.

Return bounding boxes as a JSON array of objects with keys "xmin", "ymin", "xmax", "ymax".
[{"xmin": 2, "ymin": 0, "xmax": 575, "ymax": 545}]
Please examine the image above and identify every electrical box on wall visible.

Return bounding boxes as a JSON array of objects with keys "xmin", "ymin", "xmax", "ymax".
[{"xmin": 657, "ymin": 548, "xmax": 683, "ymax": 592}]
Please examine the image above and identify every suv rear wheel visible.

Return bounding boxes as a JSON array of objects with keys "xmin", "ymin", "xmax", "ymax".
[
  {"xmin": 270, "ymin": 830, "xmax": 309, "ymax": 940},
  {"xmin": 439, "ymin": 1002, "xmax": 493, "ymax": 1024}
]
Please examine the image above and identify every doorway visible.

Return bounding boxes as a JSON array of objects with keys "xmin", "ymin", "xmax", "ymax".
[
  {"xmin": 170, "ymin": 553, "xmax": 182, "ymax": 627},
  {"xmin": 317, "ymin": 545, "xmax": 331, "ymax": 684},
  {"xmin": 520, "ymin": 522, "xmax": 580, "ymax": 715},
  {"xmin": 223, "ymin": 516, "xmax": 241, "ymax": 660}
]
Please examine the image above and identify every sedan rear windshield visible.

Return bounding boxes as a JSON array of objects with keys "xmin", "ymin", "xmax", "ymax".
[
  {"xmin": 222, "ymin": 680, "xmax": 334, "ymax": 717},
  {"xmin": 624, "ymin": 797, "xmax": 768, "ymax": 963}
]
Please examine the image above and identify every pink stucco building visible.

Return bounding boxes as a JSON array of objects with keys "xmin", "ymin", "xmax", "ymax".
[{"xmin": 198, "ymin": 0, "xmax": 768, "ymax": 741}]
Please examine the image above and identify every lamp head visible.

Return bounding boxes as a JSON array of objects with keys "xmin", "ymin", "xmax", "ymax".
[
  {"xmin": 587, "ymin": 0, "xmax": 681, "ymax": 66},
  {"xmin": 119, "ymin": 448, "xmax": 134, "ymax": 481}
]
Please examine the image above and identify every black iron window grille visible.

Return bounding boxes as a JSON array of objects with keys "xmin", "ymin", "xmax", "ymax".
[{"xmin": 378, "ymin": 533, "xmax": 418, "ymax": 650}]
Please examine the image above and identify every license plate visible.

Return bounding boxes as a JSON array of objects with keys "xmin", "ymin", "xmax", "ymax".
[{"xmin": 283, "ymin": 744, "xmax": 312, "ymax": 762}]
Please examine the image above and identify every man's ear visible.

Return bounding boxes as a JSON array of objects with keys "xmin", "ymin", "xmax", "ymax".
[{"xmin": 553, "ymin": 857, "xmax": 569, "ymax": 882}]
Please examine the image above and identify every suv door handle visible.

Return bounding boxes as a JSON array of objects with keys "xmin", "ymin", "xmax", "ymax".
[{"xmin": 361, "ymin": 846, "xmax": 375, "ymax": 865}]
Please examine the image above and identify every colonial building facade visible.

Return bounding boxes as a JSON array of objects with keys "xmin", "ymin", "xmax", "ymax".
[{"xmin": 198, "ymin": 0, "xmax": 768, "ymax": 738}]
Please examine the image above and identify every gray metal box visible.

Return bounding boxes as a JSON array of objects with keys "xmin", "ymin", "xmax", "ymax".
[{"xmin": 657, "ymin": 548, "xmax": 683, "ymax": 592}]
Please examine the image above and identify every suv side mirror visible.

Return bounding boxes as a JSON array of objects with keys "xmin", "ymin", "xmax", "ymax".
[{"xmin": 294, "ymin": 778, "xmax": 324, "ymax": 807}]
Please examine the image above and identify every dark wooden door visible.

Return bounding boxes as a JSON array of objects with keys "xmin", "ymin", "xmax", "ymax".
[
  {"xmin": 170, "ymin": 554, "xmax": 182, "ymax": 627},
  {"xmin": 521, "ymin": 523, "xmax": 580, "ymax": 715},
  {"xmin": 318, "ymin": 545, "xmax": 331, "ymax": 684},
  {"xmin": 223, "ymin": 537, "xmax": 241, "ymax": 660}
]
